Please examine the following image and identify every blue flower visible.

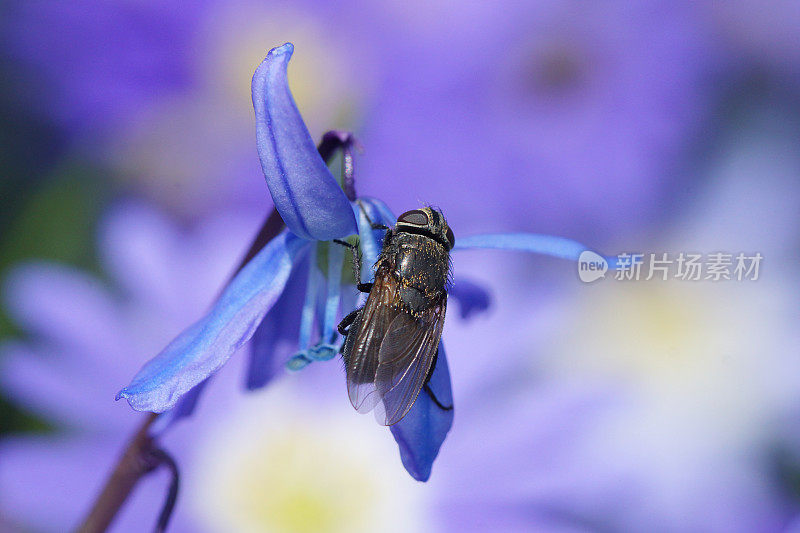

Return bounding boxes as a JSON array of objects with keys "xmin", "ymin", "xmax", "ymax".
[{"xmin": 118, "ymin": 43, "xmax": 613, "ymax": 481}]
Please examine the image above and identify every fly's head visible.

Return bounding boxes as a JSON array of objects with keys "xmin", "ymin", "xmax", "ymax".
[{"xmin": 395, "ymin": 207, "xmax": 455, "ymax": 251}]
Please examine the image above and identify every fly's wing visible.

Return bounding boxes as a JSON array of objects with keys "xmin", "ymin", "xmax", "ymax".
[
  {"xmin": 345, "ymin": 270, "xmax": 400, "ymax": 413},
  {"xmin": 374, "ymin": 296, "xmax": 447, "ymax": 426}
]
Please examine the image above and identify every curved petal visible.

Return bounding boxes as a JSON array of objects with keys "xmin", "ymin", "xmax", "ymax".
[
  {"xmin": 389, "ymin": 341, "xmax": 454, "ymax": 482},
  {"xmin": 455, "ymin": 232, "xmax": 608, "ymax": 262},
  {"xmin": 117, "ymin": 230, "xmax": 308, "ymax": 412},
  {"xmin": 252, "ymin": 43, "xmax": 357, "ymax": 241},
  {"xmin": 448, "ymin": 278, "xmax": 492, "ymax": 319}
]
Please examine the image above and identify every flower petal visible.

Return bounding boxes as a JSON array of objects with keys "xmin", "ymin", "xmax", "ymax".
[
  {"xmin": 3, "ymin": 263, "xmax": 124, "ymax": 363},
  {"xmin": 151, "ymin": 377, "xmax": 209, "ymax": 435},
  {"xmin": 455, "ymin": 232, "xmax": 606, "ymax": 262},
  {"xmin": 355, "ymin": 197, "xmax": 396, "ymax": 275},
  {"xmin": 448, "ymin": 278, "xmax": 492, "ymax": 319},
  {"xmin": 245, "ymin": 253, "xmax": 309, "ymax": 390},
  {"xmin": 390, "ymin": 341, "xmax": 454, "ymax": 482},
  {"xmin": 117, "ymin": 230, "xmax": 308, "ymax": 412},
  {"xmin": 252, "ymin": 43, "xmax": 357, "ymax": 241},
  {"xmin": 364, "ymin": 197, "xmax": 397, "ymax": 227}
]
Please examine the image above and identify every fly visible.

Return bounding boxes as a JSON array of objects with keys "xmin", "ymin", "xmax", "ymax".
[{"xmin": 335, "ymin": 207, "xmax": 455, "ymax": 425}]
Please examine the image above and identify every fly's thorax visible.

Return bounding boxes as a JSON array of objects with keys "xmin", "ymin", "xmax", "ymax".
[{"xmin": 392, "ymin": 231, "xmax": 450, "ymax": 310}]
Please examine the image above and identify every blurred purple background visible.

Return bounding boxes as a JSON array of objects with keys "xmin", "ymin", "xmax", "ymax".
[{"xmin": 2, "ymin": 1, "xmax": 800, "ymax": 532}]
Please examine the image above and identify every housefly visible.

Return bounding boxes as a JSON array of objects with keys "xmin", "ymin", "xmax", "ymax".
[{"xmin": 336, "ymin": 207, "xmax": 455, "ymax": 425}]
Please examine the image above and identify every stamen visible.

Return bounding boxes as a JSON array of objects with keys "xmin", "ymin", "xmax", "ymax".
[
  {"xmin": 318, "ymin": 131, "xmax": 359, "ymax": 201},
  {"xmin": 287, "ymin": 247, "xmax": 320, "ymax": 371},
  {"xmin": 308, "ymin": 343, "xmax": 338, "ymax": 361},
  {"xmin": 342, "ymin": 144, "xmax": 356, "ymax": 202},
  {"xmin": 286, "ymin": 353, "xmax": 311, "ymax": 371},
  {"xmin": 355, "ymin": 201, "xmax": 380, "ymax": 281},
  {"xmin": 321, "ymin": 242, "xmax": 344, "ymax": 343}
]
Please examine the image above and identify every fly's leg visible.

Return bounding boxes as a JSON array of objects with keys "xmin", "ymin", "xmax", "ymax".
[
  {"xmin": 332, "ymin": 239, "xmax": 373, "ymax": 293},
  {"xmin": 332, "ymin": 237, "xmax": 362, "ymax": 282},
  {"xmin": 356, "ymin": 282, "xmax": 372, "ymax": 294},
  {"xmin": 353, "ymin": 200, "xmax": 392, "ymax": 277},
  {"xmin": 337, "ymin": 308, "xmax": 360, "ymax": 336},
  {"xmin": 338, "ymin": 308, "xmax": 362, "ymax": 360},
  {"xmin": 356, "ymin": 200, "xmax": 391, "ymax": 232},
  {"xmin": 423, "ymin": 384, "xmax": 453, "ymax": 412},
  {"xmin": 422, "ymin": 349, "xmax": 453, "ymax": 411}
]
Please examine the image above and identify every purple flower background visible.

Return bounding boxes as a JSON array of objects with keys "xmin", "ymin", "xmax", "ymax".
[{"xmin": 2, "ymin": 1, "xmax": 800, "ymax": 532}]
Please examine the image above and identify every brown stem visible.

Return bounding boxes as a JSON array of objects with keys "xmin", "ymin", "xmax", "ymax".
[{"xmin": 75, "ymin": 413, "xmax": 158, "ymax": 533}]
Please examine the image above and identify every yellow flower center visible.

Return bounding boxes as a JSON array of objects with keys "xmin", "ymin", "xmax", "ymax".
[{"xmin": 201, "ymin": 6, "xmax": 367, "ymax": 137}]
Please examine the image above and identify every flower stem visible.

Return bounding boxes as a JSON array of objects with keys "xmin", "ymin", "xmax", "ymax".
[{"xmin": 75, "ymin": 413, "xmax": 159, "ymax": 532}]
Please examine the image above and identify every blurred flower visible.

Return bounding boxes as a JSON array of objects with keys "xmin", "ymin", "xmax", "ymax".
[
  {"xmin": 182, "ymin": 368, "xmax": 430, "ymax": 533},
  {"xmin": 3, "ymin": 0, "xmax": 732, "ymax": 239},
  {"xmin": 360, "ymin": 0, "xmax": 725, "ymax": 243},
  {"xmin": 1, "ymin": 0, "xmax": 376, "ymax": 218},
  {"xmin": 0, "ymin": 202, "xmax": 262, "ymax": 531},
  {"xmin": 511, "ymin": 104, "xmax": 800, "ymax": 531},
  {"xmin": 118, "ymin": 43, "xmax": 618, "ymax": 481},
  {"xmin": 704, "ymin": 0, "xmax": 800, "ymax": 88},
  {"xmin": 1, "ymin": 1, "xmax": 195, "ymax": 137}
]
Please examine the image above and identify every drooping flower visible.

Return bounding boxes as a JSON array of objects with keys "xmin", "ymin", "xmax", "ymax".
[{"xmin": 118, "ymin": 43, "xmax": 617, "ymax": 481}]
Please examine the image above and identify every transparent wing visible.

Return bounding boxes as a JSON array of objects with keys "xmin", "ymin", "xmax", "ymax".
[
  {"xmin": 374, "ymin": 296, "xmax": 447, "ymax": 426},
  {"xmin": 345, "ymin": 271, "xmax": 400, "ymax": 413}
]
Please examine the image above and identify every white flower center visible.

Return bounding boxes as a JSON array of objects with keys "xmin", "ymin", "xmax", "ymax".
[
  {"xmin": 545, "ymin": 278, "xmax": 795, "ymax": 459},
  {"xmin": 187, "ymin": 380, "xmax": 427, "ymax": 533}
]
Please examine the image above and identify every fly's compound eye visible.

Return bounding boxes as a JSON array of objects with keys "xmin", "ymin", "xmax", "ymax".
[
  {"xmin": 445, "ymin": 226, "xmax": 455, "ymax": 249},
  {"xmin": 398, "ymin": 209, "xmax": 429, "ymax": 226}
]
